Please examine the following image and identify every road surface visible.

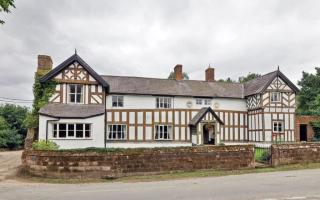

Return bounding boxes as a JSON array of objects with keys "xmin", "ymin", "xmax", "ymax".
[
  {"xmin": 0, "ymin": 151, "xmax": 21, "ymax": 181},
  {"xmin": 1, "ymin": 168, "xmax": 320, "ymax": 200}
]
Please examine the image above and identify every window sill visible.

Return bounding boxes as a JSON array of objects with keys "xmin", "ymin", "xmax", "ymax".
[{"xmin": 51, "ymin": 138, "xmax": 93, "ymax": 140}]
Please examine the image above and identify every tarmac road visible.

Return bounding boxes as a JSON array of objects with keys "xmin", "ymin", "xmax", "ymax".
[{"xmin": 1, "ymin": 168, "xmax": 320, "ymax": 200}]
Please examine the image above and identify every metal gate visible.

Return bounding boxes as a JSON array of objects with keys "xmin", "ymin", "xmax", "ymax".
[{"xmin": 254, "ymin": 144, "xmax": 271, "ymax": 164}]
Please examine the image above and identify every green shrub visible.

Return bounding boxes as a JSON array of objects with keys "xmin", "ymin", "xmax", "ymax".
[
  {"xmin": 32, "ymin": 140, "xmax": 59, "ymax": 150},
  {"xmin": 310, "ymin": 120, "xmax": 320, "ymax": 140},
  {"xmin": 0, "ymin": 129, "xmax": 23, "ymax": 150}
]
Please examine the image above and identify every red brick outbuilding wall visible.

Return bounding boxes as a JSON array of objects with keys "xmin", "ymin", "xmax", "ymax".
[{"xmin": 295, "ymin": 115, "xmax": 320, "ymax": 141}]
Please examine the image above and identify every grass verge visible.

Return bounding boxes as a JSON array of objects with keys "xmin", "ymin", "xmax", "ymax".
[{"xmin": 16, "ymin": 162, "xmax": 320, "ymax": 184}]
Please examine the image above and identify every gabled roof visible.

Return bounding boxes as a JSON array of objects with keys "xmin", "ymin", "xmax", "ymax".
[
  {"xmin": 244, "ymin": 69, "xmax": 300, "ymax": 96},
  {"xmin": 102, "ymin": 75, "xmax": 244, "ymax": 98},
  {"xmin": 189, "ymin": 107, "xmax": 224, "ymax": 126},
  {"xmin": 40, "ymin": 53, "xmax": 109, "ymax": 89},
  {"xmin": 39, "ymin": 103, "xmax": 105, "ymax": 118}
]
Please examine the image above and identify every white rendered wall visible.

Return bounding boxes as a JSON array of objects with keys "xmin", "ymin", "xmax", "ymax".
[
  {"xmin": 39, "ymin": 114, "xmax": 105, "ymax": 149},
  {"xmin": 105, "ymin": 142, "xmax": 192, "ymax": 148},
  {"xmin": 106, "ymin": 94, "xmax": 247, "ymax": 111}
]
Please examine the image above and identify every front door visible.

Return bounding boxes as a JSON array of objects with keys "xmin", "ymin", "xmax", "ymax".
[
  {"xmin": 300, "ymin": 124, "xmax": 307, "ymax": 141},
  {"xmin": 203, "ymin": 126, "xmax": 209, "ymax": 144}
]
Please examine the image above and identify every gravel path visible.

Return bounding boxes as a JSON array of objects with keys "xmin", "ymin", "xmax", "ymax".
[{"xmin": 0, "ymin": 151, "xmax": 22, "ymax": 181}]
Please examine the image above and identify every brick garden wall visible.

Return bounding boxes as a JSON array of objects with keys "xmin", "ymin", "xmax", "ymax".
[
  {"xmin": 295, "ymin": 115, "xmax": 320, "ymax": 141},
  {"xmin": 271, "ymin": 142, "xmax": 320, "ymax": 166},
  {"xmin": 21, "ymin": 145, "xmax": 254, "ymax": 179}
]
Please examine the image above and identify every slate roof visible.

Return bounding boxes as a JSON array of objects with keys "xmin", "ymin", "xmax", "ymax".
[
  {"xmin": 40, "ymin": 53, "xmax": 109, "ymax": 89},
  {"xmin": 189, "ymin": 107, "xmax": 224, "ymax": 126},
  {"xmin": 244, "ymin": 70, "xmax": 300, "ymax": 96},
  {"xmin": 39, "ymin": 103, "xmax": 105, "ymax": 118},
  {"xmin": 40, "ymin": 54, "xmax": 299, "ymax": 99},
  {"xmin": 102, "ymin": 75, "xmax": 244, "ymax": 98}
]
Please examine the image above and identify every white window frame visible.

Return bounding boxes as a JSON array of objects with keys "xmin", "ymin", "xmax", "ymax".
[
  {"xmin": 156, "ymin": 97, "xmax": 172, "ymax": 109},
  {"xmin": 270, "ymin": 92, "xmax": 281, "ymax": 103},
  {"xmin": 112, "ymin": 95, "xmax": 124, "ymax": 107},
  {"xmin": 204, "ymin": 99, "xmax": 212, "ymax": 105},
  {"xmin": 107, "ymin": 124, "xmax": 127, "ymax": 140},
  {"xmin": 52, "ymin": 123, "xmax": 91, "ymax": 139},
  {"xmin": 68, "ymin": 84, "xmax": 84, "ymax": 104},
  {"xmin": 155, "ymin": 125, "xmax": 172, "ymax": 140},
  {"xmin": 196, "ymin": 99, "xmax": 202, "ymax": 105},
  {"xmin": 273, "ymin": 121, "xmax": 284, "ymax": 133}
]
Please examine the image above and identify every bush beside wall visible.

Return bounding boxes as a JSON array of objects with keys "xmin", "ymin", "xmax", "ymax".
[{"xmin": 21, "ymin": 145, "xmax": 254, "ymax": 179}]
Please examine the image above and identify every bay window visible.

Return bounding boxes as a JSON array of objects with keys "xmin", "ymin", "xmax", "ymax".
[{"xmin": 52, "ymin": 123, "xmax": 91, "ymax": 139}]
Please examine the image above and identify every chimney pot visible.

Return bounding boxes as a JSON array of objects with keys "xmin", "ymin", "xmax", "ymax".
[
  {"xmin": 205, "ymin": 67, "xmax": 215, "ymax": 81},
  {"xmin": 174, "ymin": 64, "xmax": 183, "ymax": 81},
  {"xmin": 37, "ymin": 55, "xmax": 52, "ymax": 72}
]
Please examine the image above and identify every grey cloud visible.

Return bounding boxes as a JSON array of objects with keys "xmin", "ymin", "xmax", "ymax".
[{"xmin": 1, "ymin": 0, "xmax": 320, "ymax": 104}]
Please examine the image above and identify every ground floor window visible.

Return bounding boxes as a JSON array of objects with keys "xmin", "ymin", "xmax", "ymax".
[
  {"xmin": 107, "ymin": 124, "xmax": 127, "ymax": 140},
  {"xmin": 155, "ymin": 125, "xmax": 172, "ymax": 140},
  {"xmin": 53, "ymin": 123, "xmax": 91, "ymax": 139},
  {"xmin": 273, "ymin": 121, "xmax": 284, "ymax": 133}
]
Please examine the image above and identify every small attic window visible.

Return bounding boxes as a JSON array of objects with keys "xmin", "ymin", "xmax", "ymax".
[{"xmin": 271, "ymin": 92, "xmax": 281, "ymax": 102}]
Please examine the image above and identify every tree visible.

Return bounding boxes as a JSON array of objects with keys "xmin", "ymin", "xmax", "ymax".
[
  {"xmin": 238, "ymin": 73, "xmax": 261, "ymax": 83},
  {"xmin": 296, "ymin": 67, "xmax": 320, "ymax": 115},
  {"xmin": 0, "ymin": 104, "xmax": 27, "ymax": 149},
  {"xmin": 0, "ymin": 0, "xmax": 15, "ymax": 24},
  {"xmin": 168, "ymin": 71, "xmax": 190, "ymax": 80},
  {"xmin": 217, "ymin": 77, "xmax": 236, "ymax": 83},
  {"xmin": 217, "ymin": 73, "xmax": 261, "ymax": 83},
  {"xmin": 0, "ymin": 104, "xmax": 28, "ymax": 138}
]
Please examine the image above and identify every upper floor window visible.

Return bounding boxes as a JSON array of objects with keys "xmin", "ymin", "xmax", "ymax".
[
  {"xmin": 204, "ymin": 99, "xmax": 212, "ymax": 105},
  {"xmin": 112, "ymin": 95, "xmax": 124, "ymax": 107},
  {"xmin": 156, "ymin": 97, "xmax": 172, "ymax": 109},
  {"xmin": 53, "ymin": 123, "xmax": 91, "ymax": 139},
  {"xmin": 107, "ymin": 124, "xmax": 126, "ymax": 140},
  {"xmin": 195, "ymin": 98, "xmax": 212, "ymax": 106},
  {"xmin": 69, "ymin": 84, "xmax": 83, "ymax": 103},
  {"xmin": 273, "ymin": 121, "xmax": 284, "ymax": 133},
  {"xmin": 155, "ymin": 125, "xmax": 172, "ymax": 140},
  {"xmin": 271, "ymin": 92, "xmax": 281, "ymax": 102},
  {"xmin": 196, "ymin": 99, "xmax": 202, "ymax": 105}
]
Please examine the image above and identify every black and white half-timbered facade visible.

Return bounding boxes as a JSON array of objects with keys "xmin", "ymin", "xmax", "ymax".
[{"xmin": 37, "ymin": 53, "xmax": 299, "ymax": 149}]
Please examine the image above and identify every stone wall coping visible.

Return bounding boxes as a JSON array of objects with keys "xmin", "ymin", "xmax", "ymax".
[{"xmin": 24, "ymin": 145, "xmax": 254, "ymax": 157}]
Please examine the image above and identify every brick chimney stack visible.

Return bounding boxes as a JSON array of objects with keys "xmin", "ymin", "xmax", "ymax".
[
  {"xmin": 205, "ymin": 67, "xmax": 215, "ymax": 81},
  {"xmin": 37, "ymin": 55, "xmax": 52, "ymax": 73},
  {"xmin": 174, "ymin": 64, "xmax": 183, "ymax": 81}
]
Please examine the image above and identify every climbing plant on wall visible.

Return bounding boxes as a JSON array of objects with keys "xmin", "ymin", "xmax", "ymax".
[{"xmin": 24, "ymin": 71, "xmax": 56, "ymax": 129}]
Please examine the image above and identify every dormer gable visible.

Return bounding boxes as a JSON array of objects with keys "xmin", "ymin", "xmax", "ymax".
[
  {"xmin": 40, "ymin": 53, "xmax": 109, "ymax": 89},
  {"xmin": 40, "ymin": 53, "xmax": 109, "ymax": 105}
]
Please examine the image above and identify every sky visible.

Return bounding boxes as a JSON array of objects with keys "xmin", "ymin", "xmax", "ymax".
[{"xmin": 1, "ymin": 0, "xmax": 320, "ymax": 106}]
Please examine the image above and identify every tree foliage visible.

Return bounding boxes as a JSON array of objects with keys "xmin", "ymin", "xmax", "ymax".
[
  {"xmin": 0, "ymin": 104, "xmax": 28, "ymax": 149},
  {"xmin": 168, "ymin": 71, "xmax": 190, "ymax": 80},
  {"xmin": 217, "ymin": 73, "xmax": 261, "ymax": 83},
  {"xmin": 217, "ymin": 77, "xmax": 236, "ymax": 83},
  {"xmin": 296, "ymin": 67, "xmax": 320, "ymax": 115},
  {"xmin": 0, "ymin": 0, "xmax": 15, "ymax": 24},
  {"xmin": 238, "ymin": 73, "xmax": 261, "ymax": 83}
]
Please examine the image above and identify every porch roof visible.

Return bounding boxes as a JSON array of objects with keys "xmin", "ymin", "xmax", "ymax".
[{"xmin": 188, "ymin": 107, "xmax": 224, "ymax": 126}]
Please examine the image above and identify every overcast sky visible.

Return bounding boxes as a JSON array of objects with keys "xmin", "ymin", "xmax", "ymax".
[{"xmin": 1, "ymin": 0, "xmax": 320, "ymax": 106}]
